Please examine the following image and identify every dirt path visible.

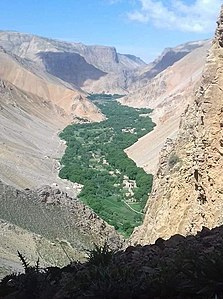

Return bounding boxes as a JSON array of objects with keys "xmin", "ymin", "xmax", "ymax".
[{"xmin": 122, "ymin": 200, "xmax": 143, "ymax": 215}]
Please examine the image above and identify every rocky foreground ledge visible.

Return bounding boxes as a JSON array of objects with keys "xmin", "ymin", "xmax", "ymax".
[{"xmin": 1, "ymin": 225, "xmax": 223, "ymax": 298}]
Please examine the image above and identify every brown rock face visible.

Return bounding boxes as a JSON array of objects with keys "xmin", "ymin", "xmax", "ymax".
[
  {"xmin": 131, "ymin": 6, "xmax": 223, "ymax": 245},
  {"xmin": 0, "ymin": 48, "xmax": 103, "ymax": 122}
]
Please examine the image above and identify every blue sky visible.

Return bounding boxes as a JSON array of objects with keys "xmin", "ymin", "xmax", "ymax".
[{"xmin": 0, "ymin": 0, "xmax": 221, "ymax": 62}]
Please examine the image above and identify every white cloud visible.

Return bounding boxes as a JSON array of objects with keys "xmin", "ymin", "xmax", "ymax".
[{"xmin": 128, "ymin": 0, "xmax": 222, "ymax": 33}]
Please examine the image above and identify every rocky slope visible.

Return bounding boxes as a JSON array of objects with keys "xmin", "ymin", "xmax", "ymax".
[
  {"xmin": 0, "ymin": 31, "xmax": 146, "ymax": 94},
  {"xmin": 0, "ymin": 181, "xmax": 123, "ymax": 278},
  {"xmin": 131, "ymin": 6, "xmax": 223, "ymax": 245},
  {"xmin": 120, "ymin": 40, "xmax": 211, "ymax": 174},
  {"xmin": 83, "ymin": 41, "xmax": 208, "ymax": 94},
  {"xmin": 0, "ymin": 31, "xmax": 209, "ymax": 96},
  {"xmin": 0, "ymin": 41, "xmax": 122, "ymax": 279},
  {"xmin": 129, "ymin": 40, "xmax": 208, "ymax": 90},
  {"xmin": 0, "ymin": 46, "xmax": 104, "ymax": 190},
  {"xmin": 2, "ymin": 224, "xmax": 223, "ymax": 298},
  {"xmin": 0, "ymin": 47, "xmax": 103, "ymax": 122}
]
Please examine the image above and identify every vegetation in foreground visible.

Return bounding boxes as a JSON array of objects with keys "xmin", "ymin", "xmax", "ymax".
[
  {"xmin": 1, "ymin": 226, "xmax": 223, "ymax": 299},
  {"xmin": 59, "ymin": 94, "xmax": 155, "ymax": 236}
]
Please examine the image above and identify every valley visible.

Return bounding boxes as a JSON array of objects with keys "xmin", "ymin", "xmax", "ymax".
[
  {"xmin": 59, "ymin": 94, "xmax": 155, "ymax": 236},
  {"xmin": 1, "ymin": 1, "xmax": 223, "ymax": 297},
  {"xmin": 0, "ymin": 20, "xmax": 214, "ymax": 284}
]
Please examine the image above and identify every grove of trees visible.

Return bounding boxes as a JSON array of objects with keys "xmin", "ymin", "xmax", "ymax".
[{"xmin": 59, "ymin": 95, "xmax": 155, "ymax": 236}]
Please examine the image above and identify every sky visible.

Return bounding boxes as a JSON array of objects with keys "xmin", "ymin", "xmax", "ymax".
[{"xmin": 0, "ymin": 0, "xmax": 221, "ymax": 62}]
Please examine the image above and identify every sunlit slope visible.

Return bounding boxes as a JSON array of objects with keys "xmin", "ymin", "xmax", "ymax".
[{"xmin": 120, "ymin": 41, "xmax": 211, "ymax": 174}]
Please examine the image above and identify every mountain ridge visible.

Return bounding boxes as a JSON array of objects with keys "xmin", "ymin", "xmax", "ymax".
[
  {"xmin": 0, "ymin": 28, "xmax": 215, "ymax": 278},
  {"xmin": 0, "ymin": 31, "xmax": 208, "ymax": 95},
  {"xmin": 0, "ymin": 31, "xmax": 146, "ymax": 94},
  {"xmin": 120, "ymin": 40, "xmax": 211, "ymax": 174},
  {"xmin": 131, "ymin": 6, "xmax": 223, "ymax": 245},
  {"xmin": 0, "ymin": 45, "xmax": 104, "ymax": 190}
]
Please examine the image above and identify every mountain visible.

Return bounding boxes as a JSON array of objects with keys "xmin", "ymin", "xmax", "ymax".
[
  {"xmin": 130, "ymin": 7, "xmax": 223, "ymax": 245},
  {"xmin": 84, "ymin": 40, "xmax": 209, "ymax": 95},
  {"xmin": 0, "ymin": 37, "xmax": 124, "ymax": 277},
  {"xmin": 0, "ymin": 28, "xmax": 214, "ymax": 277},
  {"xmin": 0, "ymin": 31, "xmax": 146, "ymax": 94},
  {"xmin": 137, "ymin": 41, "xmax": 208, "ymax": 81},
  {"xmin": 0, "ymin": 47, "xmax": 104, "ymax": 190},
  {"xmin": 0, "ymin": 181, "xmax": 123, "ymax": 278},
  {"xmin": 124, "ymin": 40, "xmax": 208, "ymax": 92},
  {"xmin": 0, "ymin": 46, "xmax": 103, "ymax": 120},
  {"xmin": 120, "ymin": 40, "xmax": 211, "ymax": 174},
  {"xmin": 0, "ymin": 31, "xmax": 209, "ymax": 96}
]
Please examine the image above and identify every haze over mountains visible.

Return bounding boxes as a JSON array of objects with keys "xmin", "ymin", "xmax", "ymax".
[{"xmin": 0, "ymin": 29, "xmax": 213, "ymax": 277}]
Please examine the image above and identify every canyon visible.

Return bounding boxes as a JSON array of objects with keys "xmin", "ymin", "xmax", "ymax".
[
  {"xmin": 0, "ymin": 24, "xmax": 216, "ymax": 278},
  {"xmin": 131, "ymin": 6, "xmax": 223, "ymax": 245},
  {"xmin": 121, "ymin": 40, "xmax": 211, "ymax": 174}
]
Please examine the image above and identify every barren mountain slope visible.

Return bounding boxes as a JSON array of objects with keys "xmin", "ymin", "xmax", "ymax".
[
  {"xmin": 131, "ymin": 7, "xmax": 223, "ymax": 245},
  {"xmin": 120, "ymin": 40, "xmax": 211, "ymax": 174},
  {"xmin": 0, "ymin": 48, "xmax": 122, "ymax": 278},
  {"xmin": 0, "ymin": 181, "xmax": 123, "ymax": 278},
  {"xmin": 0, "ymin": 48, "xmax": 103, "ymax": 122},
  {"xmin": 0, "ymin": 48, "xmax": 104, "ymax": 190},
  {"xmin": 0, "ymin": 79, "xmax": 70, "ymax": 189},
  {"xmin": 0, "ymin": 31, "xmax": 145, "ymax": 72},
  {"xmin": 81, "ymin": 40, "xmax": 209, "ymax": 94},
  {"xmin": 0, "ymin": 31, "xmax": 146, "ymax": 94},
  {"xmin": 129, "ymin": 40, "xmax": 208, "ymax": 90}
]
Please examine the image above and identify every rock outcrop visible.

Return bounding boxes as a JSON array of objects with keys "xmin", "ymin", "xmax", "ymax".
[
  {"xmin": 0, "ymin": 181, "xmax": 123, "ymax": 278},
  {"xmin": 131, "ymin": 6, "xmax": 223, "ymax": 245}
]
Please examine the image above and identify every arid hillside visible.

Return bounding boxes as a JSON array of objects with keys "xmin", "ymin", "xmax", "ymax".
[
  {"xmin": 0, "ymin": 47, "xmax": 104, "ymax": 190},
  {"xmin": 0, "ymin": 31, "xmax": 146, "ymax": 94},
  {"xmin": 0, "ymin": 181, "xmax": 123, "ymax": 279},
  {"xmin": 128, "ymin": 40, "xmax": 209, "ymax": 91},
  {"xmin": 131, "ymin": 7, "xmax": 223, "ymax": 245},
  {"xmin": 0, "ymin": 45, "xmax": 125, "ymax": 278},
  {"xmin": 120, "ymin": 40, "xmax": 211, "ymax": 174}
]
